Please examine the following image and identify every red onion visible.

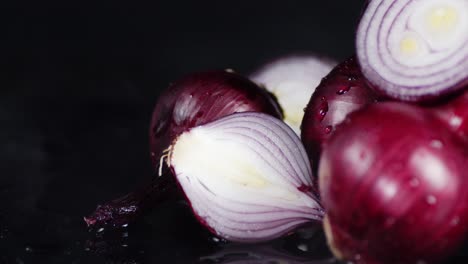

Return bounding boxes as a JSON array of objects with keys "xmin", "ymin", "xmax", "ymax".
[
  {"xmin": 250, "ymin": 55, "xmax": 337, "ymax": 135},
  {"xmin": 149, "ymin": 70, "xmax": 282, "ymax": 167},
  {"xmin": 319, "ymin": 102, "xmax": 468, "ymax": 263},
  {"xmin": 356, "ymin": 0, "xmax": 468, "ymax": 102},
  {"xmin": 431, "ymin": 88, "xmax": 468, "ymax": 142},
  {"xmin": 85, "ymin": 70, "xmax": 282, "ymax": 229},
  {"xmin": 301, "ymin": 56, "xmax": 380, "ymax": 169},
  {"xmin": 168, "ymin": 112, "xmax": 323, "ymax": 242}
]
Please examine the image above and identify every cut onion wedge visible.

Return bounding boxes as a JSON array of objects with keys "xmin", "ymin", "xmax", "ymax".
[
  {"xmin": 168, "ymin": 112, "xmax": 323, "ymax": 242},
  {"xmin": 356, "ymin": 0, "xmax": 468, "ymax": 102}
]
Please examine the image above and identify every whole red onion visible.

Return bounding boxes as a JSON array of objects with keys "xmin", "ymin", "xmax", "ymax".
[
  {"xmin": 319, "ymin": 102, "xmax": 468, "ymax": 264},
  {"xmin": 301, "ymin": 56, "xmax": 380, "ymax": 169},
  {"xmin": 431, "ymin": 88, "xmax": 468, "ymax": 143}
]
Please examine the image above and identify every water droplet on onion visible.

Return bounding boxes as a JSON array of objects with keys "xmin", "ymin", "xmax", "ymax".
[{"xmin": 426, "ymin": 195, "xmax": 437, "ymax": 205}]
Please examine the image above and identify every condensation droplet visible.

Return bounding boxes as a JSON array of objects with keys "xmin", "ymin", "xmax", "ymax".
[
  {"xmin": 449, "ymin": 116, "xmax": 462, "ymax": 127},
  {"xmin": 324, "ymin": 125, "xmax": 333, "ymax": 134},
  {"xmin": 430, "ymin": 140, "xmax": 443, "ymax": 149},
  {"xmin": 297, "ymin": 243, "xmax": 309, "ymax": 252},
  {"xmin": 336, "ymin": 85, "xmax": 352, "ymax": 95},
  {"xmin": 384, "ymin": 217, "xmax": 396, "ymax": 227},
  {"xmin": 451, "ymin": 216, "xmax": 460, "ymax": 226},
  {"xmin": 347, "ymin": 75, "xmax": 357, "ymax": 82},
  {"xmin": 409, "ymin": 178, "xmax": 420, "ymax": 187},
  {"xmin": 426, "ymin": 195, "xmax": 437, "ymax": 205},
  {"xmin": 25, "ymin": 246, "xmax": 32, "ymax": 252}
]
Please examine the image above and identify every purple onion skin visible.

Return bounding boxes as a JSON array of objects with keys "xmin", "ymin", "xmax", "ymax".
[
  {"xmin": 431, "ymin": 88, "xmax": 468, "ymax": 143},
  {"xmin": 149, "ymin": 70, "xmax": 282, "ymax": 166},
  {"xmin": 320, "ymin": 102, "xmax": 468, "ymax": 264},
  {"xmin": 301, "ymin": 56, "xmax": 380, "ymax": 171},
  {"xmin": 85, "ymin": 70, "xmax": 282, "ymax": 230}
]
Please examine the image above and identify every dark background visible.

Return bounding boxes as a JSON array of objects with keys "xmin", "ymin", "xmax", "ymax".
[{"xmin": 1, "ymin": 1, "xmax": 364, "ymax": 263}]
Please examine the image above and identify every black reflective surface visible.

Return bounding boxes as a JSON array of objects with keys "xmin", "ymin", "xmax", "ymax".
[{"xmin": 1, "ymin": 1, "xmax": 467, "ymax": 263}]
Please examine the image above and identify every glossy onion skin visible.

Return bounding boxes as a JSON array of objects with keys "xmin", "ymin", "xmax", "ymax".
[
  {"xmin": 301, "ymin": 56, "xmax": 380, "ymax": 169},
  {"xmin": 432, "ymin": 88, "xmax": 468, "ymax": 143},
  {"xmin": 149, "ymin": 70, "xmax": 282, "ymax": 166},
  {"xmin": 319, "ymin": 102, "xmax": 468, "ymax": 264}
]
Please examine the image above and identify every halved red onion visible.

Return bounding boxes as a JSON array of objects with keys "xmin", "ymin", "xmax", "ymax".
[
  {"xmin": 168, "ymin": 112, "xmax": 323, "ymax": 242},
  {"xmin": 85, "ymin": 70, "xmax": 282, "ymax": 230},
  {"xmin": 356, "ymin": 0, "xmax": 468, "ymax": 101},
  {"xmin": 250, "ymin": 55, "xmax": 337, "ymax": 134}
]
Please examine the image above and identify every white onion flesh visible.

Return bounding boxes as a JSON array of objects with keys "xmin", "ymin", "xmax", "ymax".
[
  {"xmin": 168, "ymin": 112, "xmax": 322, "ymax": 242},
  {"xmin": 356, "ymin": 0, "xmax": 468, "ymax": 101},
  {"xmin": 250, "ymin": 55, "xmax": 337, "ymax": 134}
]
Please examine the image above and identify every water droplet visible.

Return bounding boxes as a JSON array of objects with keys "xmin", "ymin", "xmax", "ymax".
[
  {"xmin": 316, "ymin": 97, "xmax": 329, "ymax": 121},
  {"xmin": 336, "ymin": 85, "xmax": 352, "ymax": 95},
  {"xmin": 347, "ymin": 75, "xmax": 358, "ymax": 82},
  {"xmin": 359, "ymin": 151, "xmax": 366, "ymax": 160},
  {"xmin": 384, "ymin": 217, "xmax": 396, "ymax": 227},
  {"xmin": 426, "ymin": 195, "xmax": 437, "ymax": 205},
  {"xmin": 97, "ymin": 228, "xmax": 105, "ymax": 233},
  {"xmin": 195, "ymin": 111, "xmax": 204, "ymax": 118},
  {"xmin": 324, "ymin": 125, "xmax": 333, "ymax": 134},
  {"xmin": 409, "ymin": 178, "xmax": 420, "ymax": 187},
  {"xmin": 430, "ymin": 139, "xmax": 443, "ymax": 149},
  {"xmin": 297, "ymin": 185, "xmax": 312, "ymax": 192},
  {"xmin": 449, "ymin": 116, "xmax": 462, "ymax": 127},
  {"xmin": 121, "ymin": 223, "xmax": 129, "ymax": 228},
  {"xmin": 297, "ymin": 243, "xmax": 308, "ymax": 252},
  {"xmin": 25, "ymin": 246, "xmax": 32, "ymax": 252},
  {"xmin": 121, "ymin": 244, "xmax": 128, "ymax": 248},
  {"xmin": 451, "ymin": 216, "xmax": 460, "ymax": 226}
]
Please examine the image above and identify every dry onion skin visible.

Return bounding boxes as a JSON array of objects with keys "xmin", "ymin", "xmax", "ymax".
[{"xmin": 356, "ymin": 0, "xmax": 468, "ymax": 102}]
